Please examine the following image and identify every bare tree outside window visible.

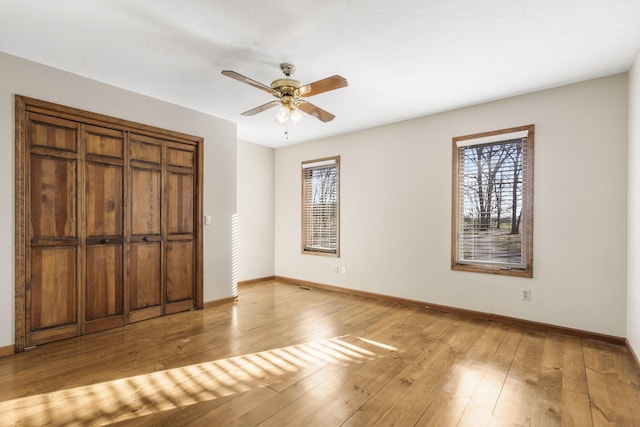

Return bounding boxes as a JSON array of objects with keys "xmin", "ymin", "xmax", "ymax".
[
  {"xmin": 452, "ymin": 125, "xmax": 534, "ymax": 277},
  {"xmin": 460, "ymin": 140, "xmax": 523, "ymax": 263}
]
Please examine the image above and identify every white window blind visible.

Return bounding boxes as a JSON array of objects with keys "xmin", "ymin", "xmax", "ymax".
[
  {"xmin": 302, "ymin": 157, "xmax": 339, "ymax": 255},
  {"xmin": 454, "ymin": 126, "xmax": 533, "ymax": 273},
  {"xmin": 456, "ymin": 130, "xmax": 529, "ymax": 147}
]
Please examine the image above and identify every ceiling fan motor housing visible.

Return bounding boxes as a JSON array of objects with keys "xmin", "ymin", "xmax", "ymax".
[
  {"xmin": 273, "ymin": 63, "xmax": 301, "ymax": 98},
  {"xmin": 271, "ymin": 78, "xmax": 301, "ymax": 98}
]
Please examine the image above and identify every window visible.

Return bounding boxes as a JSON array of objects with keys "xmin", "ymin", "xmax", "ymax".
[
  {"xmin": 452, "ymin": 125, "xmax": 534, "ymax": 277},
  {"xmin": 302, "ymin": 156, "xmax": 340, "ymax": 256}
]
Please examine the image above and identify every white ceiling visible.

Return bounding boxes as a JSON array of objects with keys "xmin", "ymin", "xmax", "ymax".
[{"xmin": 1, "ymin": 0, "xmax": 640, "ymax": 148}]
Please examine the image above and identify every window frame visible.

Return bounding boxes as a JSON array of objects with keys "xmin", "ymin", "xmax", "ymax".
[
  {"xmin": 301, "ymin": 156, "xmax": 340, "ymax": 257},
  {"xmin": 451, "ymin": 124, "xmax": 534, "ymax": 277}
]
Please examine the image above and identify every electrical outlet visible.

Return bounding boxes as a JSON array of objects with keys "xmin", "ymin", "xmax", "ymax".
[
  {"xmin": 521, "ymin": 289, "xmax": 531, "ymax": 301},
  {"xmin": 334, "ymin": 265, "xmax": 340, "ymax": 274}
]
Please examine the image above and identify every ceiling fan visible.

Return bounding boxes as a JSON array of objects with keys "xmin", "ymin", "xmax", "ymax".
[{"xmin": 221, "ymin": 63, "xmax": 348, "ymax": 125}]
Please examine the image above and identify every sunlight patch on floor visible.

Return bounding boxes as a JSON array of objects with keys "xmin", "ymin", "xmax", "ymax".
[{"xmin": 0, "ymin": 335, "xmax": 397, "ymax": 426}]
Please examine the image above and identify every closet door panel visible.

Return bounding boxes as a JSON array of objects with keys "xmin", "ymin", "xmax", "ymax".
[
  {"xmin": 131, "ymin": 168, "xmax": 161, "ymax": 237},
  {"xmin": 29, "ymin": 113, "xmax": 78, "ymax": 152},
  {"xmin": 30, "ymin": 247, "xmax": 77, "ymax": 330},
  {"xmin": 167, "ymin": 145, "xmax": 194, "ymax": 169},
  {"xmin": 130, "ymin": 243, "xmax": 161, "ymax": 309},
  {"xmin": 130, "ymin": 137, "xmax": 161, "ymax": 164},
  {"xmin": 85, "ymin": 244, "xmax": 124, "ymax": 332},
  {"xmin": 85, "ymin": 127, "xmax": 124, "ymax": 159},
  {"xmin": 166, "ymin": 172, "xmax": 194, "ymax": 235},
  {"xmin": 30, "ymin": 156, "xmax": 77, "ymax": 240},
  {"xmin": 86, "ymin": 163, "xmax": 123, "ymax": 237},
  {"xmin": 165, "ymin": 240, "xmax": 194, "ymax": 312}
]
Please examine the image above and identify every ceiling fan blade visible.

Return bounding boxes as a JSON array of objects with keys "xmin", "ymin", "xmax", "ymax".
[
  {"xmin": 241, "ymin": 101, "xmax": 281, "ymax": 116},
  {"xmin": 221, "ymin": 70, "xmax": 276, "ymax": 95},
  {"xmin": 299, "ymin": 75, "xmax": 348, "ymax": 97},
  {"xmin": 296, "ymin": 100, "xmax": 336, "ymax": 122}
]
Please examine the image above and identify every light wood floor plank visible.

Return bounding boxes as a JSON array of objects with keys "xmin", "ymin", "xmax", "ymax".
[
  {"xmin": 557, "ymin": 334, "xmax": 593, "ymax": 427},
  {"xmin": 492, "ymin": 329, "xmax": 546, "ymax": 425},
  {"xmin": 583, "ymin": 339, "xmax": 640, "ymax": 426},
  {"xmin": 0, "ymin": 280, "xmax": 638, "ymax": 426},
  {"xmin": 424, "ymin": 323, "xmax": 514, "ymax": 427}
]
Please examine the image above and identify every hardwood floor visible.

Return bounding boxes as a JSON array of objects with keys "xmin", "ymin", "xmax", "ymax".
[{"xmin": 1, "ymin": 280, "xmax": 639, "ymax": 426}]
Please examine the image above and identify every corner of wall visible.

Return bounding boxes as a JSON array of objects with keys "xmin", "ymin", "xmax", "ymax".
[
  {"xmin": 236, "ymin": 140, "xmax": 276, "ymax": 281},
  {"xmin": 628, "ymin": 49, "xmax": 640, "ymax": 357}
]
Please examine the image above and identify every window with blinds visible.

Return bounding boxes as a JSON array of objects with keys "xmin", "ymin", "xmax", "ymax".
[
  {"xmin": 451, "ymin": 125, "xmax": 534, "ymax": 277},
  {"xmin": 302, "ymin": 156, "xmax": 339, "ymax": 256}
]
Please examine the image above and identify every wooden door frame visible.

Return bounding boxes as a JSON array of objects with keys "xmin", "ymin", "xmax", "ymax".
[{"xmin": 14, "ymin": 95, "xmax": 204, "ymax": 352}]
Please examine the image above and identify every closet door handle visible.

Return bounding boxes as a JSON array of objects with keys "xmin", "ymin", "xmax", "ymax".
[
  {"xmin": 101, "ymin": 238, "xmax": 110, "ymax": 244},
  {"xmin": 143, "ymin": 236, "xmax": 149, "ymax": 242}
]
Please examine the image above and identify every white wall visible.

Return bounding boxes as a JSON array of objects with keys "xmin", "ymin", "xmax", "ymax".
[
  {"xmin": 275, "ymin": 74, "xmax": 628, "ymax": 337},
  {"xmin": 0, "ymin": 52, "xmax": 237, "ymax": 348},
  {"xmin": 237, "ymin": 140, "xmax": 275, "ymax": 282},
  {"xmin": 628, "ymin": 51, "xmax": 640, "ymax": 356}
]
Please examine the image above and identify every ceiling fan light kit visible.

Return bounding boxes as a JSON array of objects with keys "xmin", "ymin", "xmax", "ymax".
[
  {"xmin": 221, "ymin": 63, "xmax": 348, "ymax": 127},
  {"xmin": 275, "ymin": 105, "xmax": 303, "ymax": 126}
]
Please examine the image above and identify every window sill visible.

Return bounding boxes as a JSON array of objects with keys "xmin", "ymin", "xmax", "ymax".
[
  {"xmin": 302, "ymin": 250, "xmax": 339, "ymax": 257},
  {"xmin": 452, "ymin": 263, "xmax": 532, "ymax": 278}
]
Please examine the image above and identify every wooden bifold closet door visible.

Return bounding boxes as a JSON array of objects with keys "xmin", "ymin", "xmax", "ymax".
[
  {"xmin": 165, "ymin": 142, "xmax": 197, "ymax": 314},
  {"xmin": 15, "ymin": 96, "xmax": 203, "ymax": 351},
  {"xmin": 83, "ymin": 125, "xmax": 126, "ymax": 334},
  {"xmin": 128, "ymin": 134, "xmax": 163, "ymax": 323},
  {"xmin": 27, "ymin": 113, "xmax": 81, "ymax": 345}
]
